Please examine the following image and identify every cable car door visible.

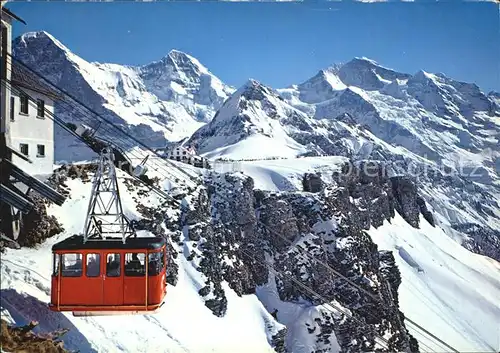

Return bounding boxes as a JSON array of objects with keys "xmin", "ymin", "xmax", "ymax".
[
  {"xmin": 84, "ymin": 253, "xmax": 103, "ymax": 306},
  {"xmin": 103, "ymin": 253, "xmax": 124, "ymax": 306}
]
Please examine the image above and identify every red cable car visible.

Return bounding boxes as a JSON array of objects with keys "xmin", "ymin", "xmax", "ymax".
[
  {"xmin": 49, "ymin": 235, "xmax": 167, "ymax": 316},
  {"xmin": 48, "ymin": 147, "xmax": 168, "ymax": 316}
]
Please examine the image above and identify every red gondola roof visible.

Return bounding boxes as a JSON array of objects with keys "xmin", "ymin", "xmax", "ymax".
[{"xmin": 52, "ymin": 235, "xmax": 166, "ymax": 251}]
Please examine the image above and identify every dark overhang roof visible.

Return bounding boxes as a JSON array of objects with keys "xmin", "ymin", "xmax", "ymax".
[
  {"xmin": 0, "ymin": 183, "xmax": 34, "ymax": 213},
  {"xmin": 11, "ymin": 61, "xmax": 62, "ymax": 100},
  {"xmin": 2, "ymin": 7, "xmax": 26, "ymax": 25},
  {"xmin": 2, "ymin": 158, "xmax": 66, "ymax": 206},
  {"xmin": 52, "ymin": 235, "xmax": 167, "ymax": 251}
]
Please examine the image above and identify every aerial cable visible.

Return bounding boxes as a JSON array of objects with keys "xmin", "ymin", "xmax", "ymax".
[{"xmin": 3, "ymin": 57, "xmax": 461, "ymax": 353}]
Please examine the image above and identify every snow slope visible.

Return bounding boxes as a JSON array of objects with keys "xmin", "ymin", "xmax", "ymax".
[
  {"xmin": 370, "ymin": 214, "xmax": 500, "ymax": 352},
  {"xmin": 0, "ymin": 172, "xmax": 283, "ymax": 353},
  {"xmin": 237, "ymin": 156, "xmax": 348, "ymax": 191}
]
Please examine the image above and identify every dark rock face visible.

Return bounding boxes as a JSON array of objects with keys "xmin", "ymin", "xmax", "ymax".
[
  {"xmin": 187, "ymin": 164, "xmax": 425, "ymax": 352},
  {"xmin": 454, "ymin": 223, "xmax": 500, "ymax": 261},
  {"xmin": 255, "ymin": 190, "xmax": 414, "ymax": 352},
  {"xmin": 390, "ymin": 176, "xmax": 420, "ymax": 228},
  {"xmin": 302, "ymin": 173, "xmax": 324, "ymax": 193},
  {"xmin": 15, "ymin": 192, "xmax": 64, "ymax": 248},
  {"xmin": 271, "ymin": 328, "xmax": 288, "ymax": 353},
  {"xmin": 416, "ymin": 196, "xmax": 435, "ymax": 226},
  {"xmin": 331, "ymin": 161, "xmax": 396, "ymax": 230}
]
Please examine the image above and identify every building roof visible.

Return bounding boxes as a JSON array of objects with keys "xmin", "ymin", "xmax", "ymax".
[
  {"xmin": 1, "ymin": 7, "xmax": 26, "ymax": 25},
  {"xmin": 11, "ymin": 61, "xmax": 62, "ymax": 100}
]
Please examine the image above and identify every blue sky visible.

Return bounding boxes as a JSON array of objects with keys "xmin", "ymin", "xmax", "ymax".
[{"xmin": 8, "ymin": 1, "xmax": 500, "ymax": 93}]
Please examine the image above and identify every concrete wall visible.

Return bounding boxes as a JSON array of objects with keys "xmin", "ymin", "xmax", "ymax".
[{"xmin": 10, "ymin": 88, "xmax": 55, "ymax": 176}]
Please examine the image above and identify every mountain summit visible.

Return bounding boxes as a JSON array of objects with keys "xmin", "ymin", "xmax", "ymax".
[
  {"xmin": 12, "ymin": 31, "xmax": 234, "ymax": 159},
  {"xmin": 6, "ymin": 31, "xmax": 500, "ymax": 353}
]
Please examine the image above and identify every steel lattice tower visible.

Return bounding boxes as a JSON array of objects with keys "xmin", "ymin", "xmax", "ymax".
[{"xmin": 83, "ymin": 147, "xmax": 135, "ymax": 244}]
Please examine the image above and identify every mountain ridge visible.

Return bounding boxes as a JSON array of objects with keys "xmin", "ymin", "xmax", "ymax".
[
  {"xmin": 13, "ymin": 31, "xmax": 500, "ymax": 258},
  {"xmin": 6, "ymin": 30, "xmax": 500, "ymax": 353},
  {"xmin": 13, "ymin": 31, "xmax": 234, "ymax": 159}
]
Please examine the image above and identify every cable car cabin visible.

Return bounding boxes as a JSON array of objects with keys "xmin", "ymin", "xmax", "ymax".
[{"xmin": 49, "ymin": 235, "xmax": 167, "ymax": 316}]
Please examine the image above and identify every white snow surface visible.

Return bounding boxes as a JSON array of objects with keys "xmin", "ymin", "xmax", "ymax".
[
  {"xmin": 370, "ymin": 214, "xmax": 500, "ymax": 352},
  {"xmin": 237, "ymin": 156, "xmax": 348, "ymax": 191}
]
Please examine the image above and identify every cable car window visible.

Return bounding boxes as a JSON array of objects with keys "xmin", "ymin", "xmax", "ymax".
[
  {"xmin": 53, "ymin": 254, "xmax": 60, "ymax": 276},
  {"xmin": 148, "ymin": 252, "xmax": 162, "ymax": 276},
  {"xmin": 125, "ymin": 253, "xmax": 145, "ymax": 276},
  {"xmin": 61, "ymin": 253, "xmax": 83, "ymax": 277},
  {"xmin": 106, "ymin": 253, "xmax": 121, "ymax": 277},
  {"xmin": 86, "ymin": 253, "xmax": 100, "ymax": 277},
  {"xmin": 162, "ymin": 248, "xmax": 167, "ymax": 270}
]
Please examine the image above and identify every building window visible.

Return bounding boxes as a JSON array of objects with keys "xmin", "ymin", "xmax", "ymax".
[
  {"xmin": 37, "ymin": 99, "xmax": 45, "ymax": 118},
  {"xmin": 19, "ymin": 143, "xmax": 28, "ymax": 156},
  {"xmin": 37, "ymin": 144, "xmax": 45, "ymax": 157},
  {"xmin": 10, "ymin": 97, "xmax": 15, "ymax": 121},
  {"xmin": 148, "ymin": 252, "xmax": 163, "ymax": 276},
  {"xmin": 20, "ymin": 94, "xmax": 29, "ymax": 115}
]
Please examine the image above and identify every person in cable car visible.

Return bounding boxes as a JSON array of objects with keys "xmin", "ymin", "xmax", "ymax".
[
  {"xmin": 126, "ymin": 253, "xmax": 143, "ymax": 275},
  {"xmin": 106, "ymin": 254, "xmax": 120, "ymax": 277},
  {"xmin": 148, "ymin": 252, "xmax": 162, "ymax": 275},
  {"xmin": 87, "ymin": 255, "xmax": 99, "ymax": 277}
]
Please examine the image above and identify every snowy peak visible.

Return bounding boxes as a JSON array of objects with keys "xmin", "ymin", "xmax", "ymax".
[
  {"xmin": 139, "ymin": 49, "xmax": 234, "ymax": 118},
  {"xmin": 338, "ymin": 57, "xmax": 411, "ymax": 91},
  {"xmin": 142, "ymin": 49, "xmax": 208, "ymax": 82},
  {"xmin": 12, "ymin": 31, "xmax": 235, "ymax": 150},
  {"xmin": 237, "ymin": 79, "xmax": 280, "ymax": 102},
  {"xmin": 284, "ymin": 57, "xmax": 412, "ymax": 107},
  {"xmin": 207, "ymin": 79, "xmax": 288, "ymax": 126},
  {"xmin": 296, "ymin": 67, "xmax": 346, "ymax": 104},
  {"xmin": 186, "ymin": 79, "xmax": 318, "ymax": 159},
  {"xmin": 13, "ymin": 31, "xmax": 85, "ymax": 78},
  {"xmin": 16, "ymin": 31, "xmax": 70, "ymax": 54}
]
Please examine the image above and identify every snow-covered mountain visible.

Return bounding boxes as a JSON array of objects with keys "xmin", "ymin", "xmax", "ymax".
[
  {"xmin": 186, "ymin": 79, "xmax": 379, "ymax": 161},
  {"xmin": 185, "ymin": 57, "xmax": 500, "ymax": 261},
  {"xmin": 6, "ymin": 31, "xmax": 500, "ymax": 353},
  {"xmin": 13, "ymin": 31, "xmax": 234, "ymax": 160}
]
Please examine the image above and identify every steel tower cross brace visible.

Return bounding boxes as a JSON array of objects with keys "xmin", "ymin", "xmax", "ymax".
[{"xmin": 83, "ymin": 147, "xmax": 135, "ymax": 244}]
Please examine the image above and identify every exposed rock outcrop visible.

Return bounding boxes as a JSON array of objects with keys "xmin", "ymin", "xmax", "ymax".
[{"xmin": 184, "ymin": 162, "xmax": 424, "ymax": 352}]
